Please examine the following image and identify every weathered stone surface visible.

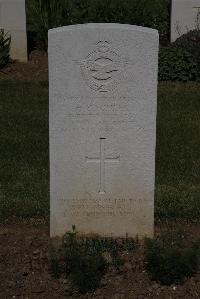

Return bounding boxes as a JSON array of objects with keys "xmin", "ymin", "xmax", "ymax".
[
  {"xmin": 0, "ymin": 0, "xmax": 27, "ymax": 61},
  {"xmin": 171, "ymin": 0, "xmax": 200, "ymax": 42},
  {"xmin": 49, "ymin": 23, "xmax": 159, "ymax": 238}
]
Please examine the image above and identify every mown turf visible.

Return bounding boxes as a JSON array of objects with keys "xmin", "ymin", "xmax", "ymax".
[
  {"xmin": 0, "ymin": 80, "xmax": 199, "ymax": 220},
  {"xmin": 0, "ymin": 80, "xmax": 49, "ymax": 219},
  {"xmin": 155, "ymin": 82, "xmax": 200, "ymax": 221}
]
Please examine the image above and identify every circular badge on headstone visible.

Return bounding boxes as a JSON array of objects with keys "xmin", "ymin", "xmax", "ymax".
[{"xmin": 74, "ymin": 41, "xmax": 133, "ymax": 93}]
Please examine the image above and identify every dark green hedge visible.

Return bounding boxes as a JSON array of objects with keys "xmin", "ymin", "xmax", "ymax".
[
  {"xmin": 174, "ymin": 29, "xmax": 200, "ymax": 79},
  {"xmin": 159, "ymin": 30, "xmax": 200, "ymax": 81},
  {"xmin": 26, "ymin": 0, "xmax": 170, "ymax": 50},
  {"xmin": 158, "ymin": 46, "xmax": 198, "ymax": 81}
]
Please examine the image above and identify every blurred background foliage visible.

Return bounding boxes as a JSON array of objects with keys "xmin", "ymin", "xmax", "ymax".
[
  {"xmin": 26, "ymin": 0, "xmax": 171, "ymax": 50},
  {"xmin": 0, "ymin": 30, "xmax": 11, "ymax": 69},
  {"xmin": 5, "ymin": 0, "xmax": 195, "ymax": 82}
]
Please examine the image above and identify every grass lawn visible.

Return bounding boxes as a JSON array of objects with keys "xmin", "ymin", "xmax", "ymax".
[
  {"xmin": 0, "ymin": 81, "xmax": 49, "ymax": 219},
  {"xmin": 0, "ymin": 80, "xmax": 199, "ymax": 221}
]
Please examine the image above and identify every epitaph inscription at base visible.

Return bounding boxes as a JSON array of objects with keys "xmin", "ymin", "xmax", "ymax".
[{"xmin": 49, "ymin": 24, "xmax": 159, "ymax": 238}]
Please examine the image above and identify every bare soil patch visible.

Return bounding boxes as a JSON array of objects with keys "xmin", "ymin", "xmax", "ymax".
[
  {"xmin": 0, "ymin": 51, "xmax": 48, "ymax": 81},
  {"xmin": 0, "ymin": 220, "xmax": 199, "ymax": 298}
]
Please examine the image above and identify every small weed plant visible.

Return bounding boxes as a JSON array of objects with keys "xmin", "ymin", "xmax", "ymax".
[
  {"xmin": 50, "ymin": 226, "xmax": 136, "ymax": 294},
  {"xmin": 69, "ymin": 247, "xmax": 106, "ymax": 293},
  {"xmin": 145, "ymin": 231, "xmax": 200, "ymax": 285},
  {"xmin": 49, "ymin": 245, "xmax": 63, "ymax": 278},
  {"xmin": 63, "ymin": 226, "xmax": 107, "ymax": 293}
]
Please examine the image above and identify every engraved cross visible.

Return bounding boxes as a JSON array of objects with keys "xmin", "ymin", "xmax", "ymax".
[{"xmin": 86, "ymin": 138, "xmax": 120, "ymax": 194}]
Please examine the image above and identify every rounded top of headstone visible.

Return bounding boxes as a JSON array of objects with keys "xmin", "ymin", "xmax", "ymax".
[{"xmin": 48, "ymin": 23, "xmax": 159, "ymax": 37}]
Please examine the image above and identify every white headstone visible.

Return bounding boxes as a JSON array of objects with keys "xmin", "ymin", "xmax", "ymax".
[
  {"xmin": 0, "ymin": 0, "xmax": 27, "ymax": 61},
  {"xmin": 49, "ymin": 24, "xmax": 159, "ymax": 238},
  {"xmin": 171, "ymin": 0, "xmax": 200, "ymax": 42}
]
